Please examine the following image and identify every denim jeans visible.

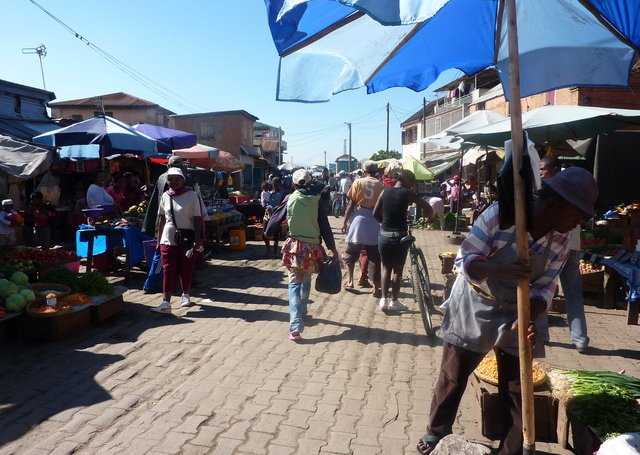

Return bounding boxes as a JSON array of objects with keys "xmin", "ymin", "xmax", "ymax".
[
  {"xmin": 288, "ymin": 272, "xmax": 312, "ymax": 333},
  {"xmin": 560, "ymin": 250, "xmax": 589, "ymax": 348}
]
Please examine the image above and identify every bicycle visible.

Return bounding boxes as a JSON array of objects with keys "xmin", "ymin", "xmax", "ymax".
[{"xmin": 407, "ymin": 224, "xmax": 437, "ymax": 337}]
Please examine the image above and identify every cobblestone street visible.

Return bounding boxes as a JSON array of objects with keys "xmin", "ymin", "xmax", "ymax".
[{"xmin": 1, "ymin": 221, "xmax": 638, "ymax": 455}]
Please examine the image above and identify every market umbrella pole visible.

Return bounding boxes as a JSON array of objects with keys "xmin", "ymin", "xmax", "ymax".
[{"xmin": 505, "ymin": 0, "xmax": 536, "ymax": 453}]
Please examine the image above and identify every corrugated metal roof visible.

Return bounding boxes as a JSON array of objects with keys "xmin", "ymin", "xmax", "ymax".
[{"xmin": 50, "ymin": 92, "xmax": 175, "ymax": 113}]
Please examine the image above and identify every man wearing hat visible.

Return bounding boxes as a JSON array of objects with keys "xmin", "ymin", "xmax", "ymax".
[{"xmin": 417, "ymin": 167, "xmax": 598, "ymax": 455}]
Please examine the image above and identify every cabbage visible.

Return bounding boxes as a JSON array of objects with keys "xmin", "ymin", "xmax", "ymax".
[
  {"xmin": 0, "ymin": 282, "xmax": 17, "ymax": 298},
  {"xmin": 10, "ymin": 271, "xmax": 29, "ymax": 286},
  {"xmin": 6, "ymin": 293, "xmax": 26, "ymax": 312},
  {"xmin": 19, "ymin": 289, "xmax": 36, "ymax": 303}
]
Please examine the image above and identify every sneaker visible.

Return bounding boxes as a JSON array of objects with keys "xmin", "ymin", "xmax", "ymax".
[
  {"xmin": 387, "ymin": 299, "xmax": 407, "ymax": 311},
  {"xmin": 180, "ymin": 294, "xmax": 193, "ymax": 308},
  {"xmin": 575, "ymin": 344, "xmax": 589, "ymax": 354},
  {"xmin": 288, "ymin": 331, "xmax": 303, "ymax": 342},
  {"xmin": 152, "ymin": 300, "xmax": 171, "ymax": 313},
  {"xmin": 378, "ymin": 297, "xmax": 388, "ymax": 311}
]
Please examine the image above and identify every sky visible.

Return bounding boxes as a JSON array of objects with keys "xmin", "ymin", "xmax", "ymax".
[{"xmin": 2, "ymin": 1, "xmax": 458, "ymax": 166}]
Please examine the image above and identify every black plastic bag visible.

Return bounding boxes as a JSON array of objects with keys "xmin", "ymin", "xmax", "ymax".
[{"xmin": 315, "ymin": 257, "xmax": 341, "ymax": 294}]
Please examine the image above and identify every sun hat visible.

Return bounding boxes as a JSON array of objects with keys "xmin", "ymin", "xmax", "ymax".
[
  {"xmin": 543, "ymin": 166, "xmax": 598, "ymax": 217},
  {"xmin": 167, "ymin": 167, "xmax": 185, "ymax": 179},
  {"xmin": 292, "ymin": 169, "xmax": 312, "ymax": 186}
]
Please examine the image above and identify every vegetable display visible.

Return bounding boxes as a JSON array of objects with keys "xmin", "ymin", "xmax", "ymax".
[
  {"xmin": 474, "ymin": 354, "xmax": 547, "ymax": 387},
  {"xmin": 550, "ymin": 369, "xmax": 640, "ymax": 440},
  {"xmin": 0, "ymin": 272, "xmax": 35, "ymax": 313},
  {"xmin": 77, "ymin": 272, "xmax": 113, "ymax": 296}
]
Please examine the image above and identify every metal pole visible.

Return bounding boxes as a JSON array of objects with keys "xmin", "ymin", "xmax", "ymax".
[
  {"xmin": 324, "ymin": 150, "xmax": 327, "ymax": 169},
  {"xmin": 345, "ymin": 122, "xmax": 352, "ymax": 173},
  {"xmin": 386, "ymin": 102, "xmax": 390, "ymax": 153},
  {"xmin": 278, "ymin": 127, "xmax": 282, "ymax": 166},
  {"xmin": 422, "ymin": 97, "xmax": 427, "ymax": 159},
  {"xmin": 506, "ymin": 0, "xmax": 536, "ymax": 453},
  {"xmin": 37, "ymin": 52, "xmax": 46, "ymax": 90}
]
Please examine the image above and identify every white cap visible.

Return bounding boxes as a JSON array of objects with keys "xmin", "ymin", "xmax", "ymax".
[
  {"xmin": 167, "ymin": 167, "xmax": 185, "ymax": 179},
  {"xmin": 292, "ymin": 169, "xmax": 311, "ymax": 186},
  {"xmin": 1, "ymin": 199, "xmax": 13, "ymax": 206}
]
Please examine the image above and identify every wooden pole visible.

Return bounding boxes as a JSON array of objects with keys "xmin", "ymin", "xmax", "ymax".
[{"xmin": 505, "ymin": 0, "xmax": 536, "ymax": 453}]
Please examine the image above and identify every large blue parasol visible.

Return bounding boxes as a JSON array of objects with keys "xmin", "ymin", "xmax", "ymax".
[
  {"xmin": 33, "ymin": 115, "xmax": 159, "ymax": 157},
  {"xmin": 131, "ymin": 123, "xmax": 197, "ymax": 152}
]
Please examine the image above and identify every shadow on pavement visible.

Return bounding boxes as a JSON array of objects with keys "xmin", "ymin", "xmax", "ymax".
[
  {"xmin": 547, "ymin": 341, "xmax": 640, "ymax": 360},
  {"xmin": 0, "ymin": 303, "xmax": 191, "ymax": 447},
  {"xmin": 191, "ymin": 288, "xmax": 288, "ymax": 306},
  {"xmin": 194, "ymin": 263, "xmax": 285, "ymax": 290}
]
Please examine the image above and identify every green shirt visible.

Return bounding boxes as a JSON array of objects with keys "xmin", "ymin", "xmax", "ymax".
[{"xmin": 287, "ymin": 190, "xmax": 320, "ymax": 244}]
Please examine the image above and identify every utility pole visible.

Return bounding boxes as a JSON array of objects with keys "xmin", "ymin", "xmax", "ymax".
[
  {"xmin": 386, "ymin": 102, "xmax": 390, "ymax": 154},
  {"xmin": 422, "ymin": 97, "xmax": 427, "ymax": 158},
  {"xmin": 323, "ymin": 150, "xmax": 327, "ymax": 169},
  {"xmin": 345, "ymin": 122, "xmax": 352, "ymax": 173},
  {"xmin": 21, "ymin": 44, "xmax": 47, "ymax": 89},
  {"xmin": 277, "ymin": 126, "xmax": 282, "ymax": 166}
]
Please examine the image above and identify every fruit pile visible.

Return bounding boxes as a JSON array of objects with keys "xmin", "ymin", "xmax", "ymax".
[
  {"xmin": 0, "ymin": 271, "xmax": 36, "ymax": 313},
  {"xmin": 579, "ymin": 260, "xmax": 603, "ymax": 274},
  {"xmin": 124, "ymin": 200, "xmax": 148, "ymax": 217}
]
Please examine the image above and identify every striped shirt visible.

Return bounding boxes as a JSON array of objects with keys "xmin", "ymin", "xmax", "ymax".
[{"xmin": 455, "ymin": 203, "xmax": 569, "ymax": 304}]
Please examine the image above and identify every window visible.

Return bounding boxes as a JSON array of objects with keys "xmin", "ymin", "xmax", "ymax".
[
  {"xmin": 94, "ymin": 111, "xmax": 113, "ymax": 117},
  {"xmin": 402, "ymin": 126, "xmax": 418, "ymax": 144},
  {"xmin": 71, "ymin": 114, "xmax": 84, "ymax": 122},
  {"xmin": 13, "ymin": 96, "xmax": 21, "ymax": 114},
  {"xmin": 200, "ymin": 124, "xmax": 216, "ymax": 139}
]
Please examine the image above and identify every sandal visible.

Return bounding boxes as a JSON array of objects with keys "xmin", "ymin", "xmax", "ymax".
[{"xmin": 416, "ymin": 436, "xmax": 439, "ymax": 455}]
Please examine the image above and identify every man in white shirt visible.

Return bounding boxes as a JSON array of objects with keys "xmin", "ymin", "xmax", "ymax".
[{"xmin": 86, "ymin": 173, "xmax": 115, "ymax": 208}]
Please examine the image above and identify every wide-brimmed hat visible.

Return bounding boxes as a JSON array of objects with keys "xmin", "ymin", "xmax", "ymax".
[
  {"xmin": 167, "ymin": 167, "xmax": 185, "ymax": 179},
  {"xmin": 543, "ymin": 167, "xmax": 598, "ymax": 217}
]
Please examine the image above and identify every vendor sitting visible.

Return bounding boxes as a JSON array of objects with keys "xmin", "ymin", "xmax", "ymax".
[
  {"xmin": 417, "ymin": 168, "xmax": 598, "ymax": 455},
  {"xmin": 0, "ymin": 199, "xmax": 19, "ymax": 246},
  {"xmin": 87, "ymin": 173, "xmax": 115, "ymax": 209}
]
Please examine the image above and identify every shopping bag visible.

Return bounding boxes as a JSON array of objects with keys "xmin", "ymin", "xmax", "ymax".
[{"xmin": 315, "ymin": 257, "xmax": 341, "ymax": 294}]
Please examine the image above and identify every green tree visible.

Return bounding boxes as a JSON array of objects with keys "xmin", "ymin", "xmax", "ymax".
[{"xmin": 370, "ymin": 149, "xmax": 401, "ymax": 161}]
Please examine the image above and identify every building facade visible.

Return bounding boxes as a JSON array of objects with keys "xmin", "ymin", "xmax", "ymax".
[
  {"xmin": 254, "ymin": 121, "xmax": 286, "ymax": 168},
  {"xmin": 49, "ymin": 92, "xmax": 174, "ymax": 126},
  {"xmin": 336, "ymin": 154, "xmax": 360, "ymax": 173},
  {"xmin": 0, "ymin": 79, "xmax": 58, "ymax": 141}
]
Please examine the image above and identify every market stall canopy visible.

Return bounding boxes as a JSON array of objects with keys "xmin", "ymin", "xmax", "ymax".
[
  {"xmin": 131, "ymin": 123, "xmax": 197, "ymax": 151},
  {"xmin": 462, "ymin": 146, "xmax": 504, "ymax": 166},
  {"xmin": 460, "ymin": 105, "xmax": 640, "ymax": 147},
  {"xmin": 266, "ymin": 1, "xmax": 639, "ymax": 103},
  {"xmin": 33, "ymin": 115, "xmax": 159, "ymax": 157},
  {"xmin": 0, "ymin": 135, "xmax": 52, "ymax": 179},
  {"xmin": 421, "ymin": 110, "xmax": 506, "ymax": 150},
  {"xmin": 374, "ymin": 155, "xmax": 434, "ymax": 181},
  {"xmin": 172, "ymin": 144, "xmax": 244, "ymax": 172}
]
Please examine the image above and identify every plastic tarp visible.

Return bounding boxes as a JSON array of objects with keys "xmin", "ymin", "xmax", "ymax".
[
  {"xmin": 0, "ymin": 135, "xmax": 52, "ymax": 179},
  {"xmin": 374, "ymin": 155, "xmax": 434, "ymax": 181},
  {"xmin": 459, "ymin": 105, "xmax": 640, "ymax": 147},
  {"xmin": 58, "ymin": 144, "xmax": 101, "ymax": 160},
  {"xmin": 421, "ymin": 110, "xmax": 506, "ymax": 150},
  {"xmin": 265, "ymin": 0, "xmax": 640, "ymax": 102}
]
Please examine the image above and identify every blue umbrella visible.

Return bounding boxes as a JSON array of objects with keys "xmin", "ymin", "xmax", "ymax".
[
  {"xmin": 264, "ymin": 2, "xmax": 640, "ymax": 452},
  {"xmin": 266, "ymin": 0, "xmax": 639, "ymax": 103},
  {"xmin": 131, "ymin": 123, "xmax": 197, "ymax": 151},
  {"xmin": 33, "ymin": 115, "xmax": 158, "ymax": 157}
]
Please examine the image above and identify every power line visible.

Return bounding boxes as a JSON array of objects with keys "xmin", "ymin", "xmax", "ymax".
[{"xmin": 27, "ymin": 0, "xmax": 204, "ymax": 112}]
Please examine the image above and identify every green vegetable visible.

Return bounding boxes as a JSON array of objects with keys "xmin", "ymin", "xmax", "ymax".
[
  {"xmin": 19, "ymin": 289, "xmax": 36, "ymax": 303},
  {"xmin": 10, "ymin": 271, "xmax": 29, "ymax": 286},
  {"xmin": 6, "ymin": 293, "xmax": 26, "ymax": 312},
  {"xmin": 77, "ymin": 271, "xmax": 113, "ymax": 296},
  {"xmin": 560, "ymin": 370, "xmax": 640, "ymax": 439}
]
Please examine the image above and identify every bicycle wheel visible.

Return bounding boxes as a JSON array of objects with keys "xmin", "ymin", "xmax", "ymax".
[
  {"xmin": 411, "ymin": 249, "xmax": 434, "ymax": 337},
  {"xmin": 415, "ymin": 248, "xmax": 436, "ymax": 314}
]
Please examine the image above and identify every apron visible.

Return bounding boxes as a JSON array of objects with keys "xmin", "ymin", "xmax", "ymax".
[{"xmin": 441, "ymin": 236, "xmax": 552, "ymax": 358}]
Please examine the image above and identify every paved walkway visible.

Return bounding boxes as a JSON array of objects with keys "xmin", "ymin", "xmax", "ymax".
[{"xmin": 1, "ymin": 222, "xmax": 638, "ymax": 455}]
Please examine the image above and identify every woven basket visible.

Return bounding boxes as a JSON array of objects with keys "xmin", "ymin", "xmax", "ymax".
[{"xmin": 474, "ymin": 353, "xmax": 548, "ymax": 387}]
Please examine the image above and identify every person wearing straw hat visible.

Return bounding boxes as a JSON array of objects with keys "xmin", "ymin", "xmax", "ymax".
[{"xmin": 418, "ymin": 167, "xmax": 598, "ymax": 455}]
